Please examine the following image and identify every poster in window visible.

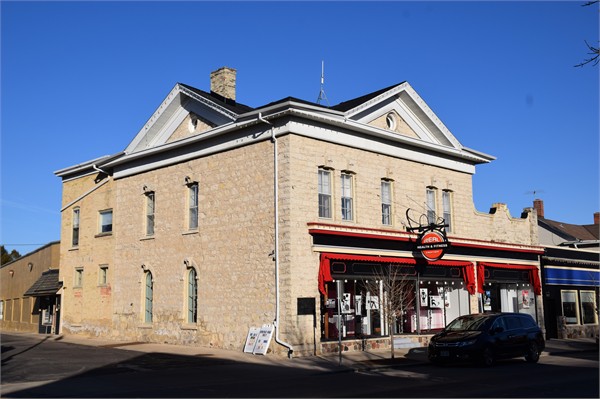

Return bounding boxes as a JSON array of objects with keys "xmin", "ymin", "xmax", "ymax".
[
  {"xmin": 522, "ymin": 290, "xmax": 530, "ymax": 309},
  {"xmin": 341, "ymin": 293, "xmax": 352, "ymax": 314},
  {"xmin": 483, "ymin": 290, "xmax": 492, "ymax": 311},
  {"xmin": 366, "ymin": 293, "xmax": 379, "ymax": 310},
  {"xmin": 429, "ymin": 295, "xmax": 443, "ymax": 309},
  {"xmin": 355, "ymin": 295, "xmax": 363, "ymax": 315},
  {"xmin": 42, "ymin": 308, "xmax": 53, "ymax": 326},
  {"xmin": 420, "ymin": 288, "xmax": 429, "ymax": 307}
]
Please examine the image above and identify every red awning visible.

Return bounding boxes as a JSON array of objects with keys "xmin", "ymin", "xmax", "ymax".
[
  {"xmin": 477, "ymin": 262, "xmax": 541, "ymax": 295},
  {"xmin": 318, "ymin": 253, "xmax": 476, "ymax": 295}
]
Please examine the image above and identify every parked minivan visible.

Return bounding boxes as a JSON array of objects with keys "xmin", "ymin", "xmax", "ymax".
[{"xmin": 428, "ymin": 312, "xmax": 545, "ymax": 366}]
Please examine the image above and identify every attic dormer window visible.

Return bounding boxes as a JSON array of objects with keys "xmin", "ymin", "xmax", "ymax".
[{"xmin": 385, "ymin": 113, "xmax": 397, "ymax": 130}]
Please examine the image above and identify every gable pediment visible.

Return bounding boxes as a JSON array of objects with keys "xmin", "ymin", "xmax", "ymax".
[
  {"xmin": 345, "ymin": 83, "xmax": 462, "ymax": 150},
  {"xmin": 125, "ymin": 84, "xmax": 251, "ymax": 154}
]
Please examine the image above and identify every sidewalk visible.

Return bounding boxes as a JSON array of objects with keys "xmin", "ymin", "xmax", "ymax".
[{"xmin": 46, "ymin": 333, "xmax": 598, "ymax": 372}]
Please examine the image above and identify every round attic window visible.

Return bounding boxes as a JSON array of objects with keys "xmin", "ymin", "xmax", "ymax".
[{"xmin": 385, "ymin": 113, "xmax": 397, "ymax": 130}]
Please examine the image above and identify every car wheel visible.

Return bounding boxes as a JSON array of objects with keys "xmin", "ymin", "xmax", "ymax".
[
  {"xmin": 482, "ymin": 347, "xmax": 494, "ymax": 367},
  {"xmin": 525, "ymin": 341, "xmax": 540, "ymax": 363}
]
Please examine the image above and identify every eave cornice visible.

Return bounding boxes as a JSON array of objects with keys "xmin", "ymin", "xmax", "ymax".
[{"xmin": 307, "ymin": 222, "xmax": 544, "ymax": 255}]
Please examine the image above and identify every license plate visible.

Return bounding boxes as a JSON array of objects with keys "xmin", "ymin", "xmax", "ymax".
[{"xmin": 441, "ymin": 350, "xmax": 450, "ymax": 357}]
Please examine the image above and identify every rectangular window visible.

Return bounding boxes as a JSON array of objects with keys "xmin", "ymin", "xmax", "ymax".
[
  {"xmin": 146, "ymin": 192, "xmax": 155, "ymax": 236},
  {"xmin": 381, "ymin": 180, "xmax": 392, "ymax": 225},
  {"xmin": 426, "ymin": 188, "xmax": 436, "ymax": 224},
  {"xmin": 75, "ymin": 267, "xmax": 83, "ymax": 288},
  {"xmin": 318, "ymin": 169, "xmax": 332, "ymax": 218},
  {"xmin": 561, "ymin": 290, "xmax": 579, "ymax": 325},
  {"xmin": 580, "ymin": 290, "xmax": 598, "ymax": 325},
  {"xmin": 99, "ymin": 209, "xmax": 113, "ymax": 234},
  {"xmin": 341, "ymin": 173, "xmax": 353, "ymax": 221},
  {"xmin": 72, "ymin": 208, "xmax": 80, "ymax": 246},
  {"xmin": 442, "ymin": 190, "xmax": 452, "ymax": 233},
  {"xmin": 188, "ymin": 183, "xmax": 199, "ymax": 230},
  {"xmin": 0, "ymin": 300, "xmax": 3, "ymax": 320},
  {"xmin": 99, "ymin": 265, "xmax": 108, "ymax": 286}
]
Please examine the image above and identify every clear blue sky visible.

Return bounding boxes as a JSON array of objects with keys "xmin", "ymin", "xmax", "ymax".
[{"xmin": 1, "ymin": 1, "xmax": 598, "ymax": 256}]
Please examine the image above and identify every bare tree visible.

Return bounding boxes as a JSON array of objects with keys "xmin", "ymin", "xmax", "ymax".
[
  {"xmin": 363, "ymin": 265, "xmax": 415, "ymax": 359},
  {"xmin": 575, "ymin": 1, "xmax": 599, "ymax": 67}
]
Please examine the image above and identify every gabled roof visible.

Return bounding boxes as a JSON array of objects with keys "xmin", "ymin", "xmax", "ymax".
[
  {"xmin": 24, "ymin": 269, "xmax": 62, "ymax": 297},
  {"xmin": 539, "ymin": 217, "xmax": 600, "ymax": 241},
  {"xmin": 59, "ymin": 73, "xmax": 496, "ymax": 179}
]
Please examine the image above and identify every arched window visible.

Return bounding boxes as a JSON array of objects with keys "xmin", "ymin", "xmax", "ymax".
[
  {"xmin": 144, "ymin": 271, "xmax": 153, "ymax": 323},
  {"xmin": 187, "ymin": 268, "xmax": 198, "ymax": 323}
]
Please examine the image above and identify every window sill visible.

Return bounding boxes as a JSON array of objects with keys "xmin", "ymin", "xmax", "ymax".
[
  {"xmin": 181, "ymin": 324, "xmax": 198, "ymax": 330},
  {"xmin": 95, "ymin": 232, "xmax": 113, "ymax": 238},
  {"xmin": 68, "ymin": 247, "xmax": 79, "ymax": 252},
  {"xmin": 138, "ymin": 324, "xmax": 153, "ymax": 329},
  {"xmin": 182, "ymin": 229, "xmax": 199, "ymax": 236},
  {"xmin": 140, "ymin": 236, "xmax": 155, "ymax": 241}
]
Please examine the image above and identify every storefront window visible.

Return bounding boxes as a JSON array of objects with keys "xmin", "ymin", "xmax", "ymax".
[
  {"xmin": 320, "ymin": 264, "xmax": 472, "ymax": 341},
  {"xmin": 561, "ymin": 290, "xmax": 579, "ymax": 325},
  {"xmin": 580, "ymin": 290, "xmax": 598, "ymax": 325}
]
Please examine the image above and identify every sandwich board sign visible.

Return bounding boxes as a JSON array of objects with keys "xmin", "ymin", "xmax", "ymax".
[
  {"xmin": 243, "ymin": 326, "xmax": 261, "ymax": 353},
  {"xmin": 252, "ymin": 324, "xmax": 274, "ymax": 355}
]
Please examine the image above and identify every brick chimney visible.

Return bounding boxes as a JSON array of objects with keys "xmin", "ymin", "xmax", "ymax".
[
  {"xmin": 533, "ymin": 199, "xmax": 544, "ymax": 218},
  {"xmin": 594, "ymin": 212, "xmax": 599, "ymax": 225},
  {"xmin": 210, "ymin": 67, "xmax": 236, "ymax": 101}
]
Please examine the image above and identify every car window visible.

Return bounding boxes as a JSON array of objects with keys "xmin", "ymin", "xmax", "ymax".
[
  {"xmin": 446, "ymin": 315, "xmax": 490, "ymax": 331},
  {"xmin": 519, "ymin": 315, "xmax": 537, "ymax": 328},
  {"xmin": 505, "ymin": 316, "xmax": 522, "ymax": 330},
  {"xmin": 491, "ymin": 317, "xmax": 506, "ymax": 331}
]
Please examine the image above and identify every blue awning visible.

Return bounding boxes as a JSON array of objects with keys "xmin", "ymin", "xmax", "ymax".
[{"xmin": 544, "ymin": 266, "xmax": 600, "ymax": 286}]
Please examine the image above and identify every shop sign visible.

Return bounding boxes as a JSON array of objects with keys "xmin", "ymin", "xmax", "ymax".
[{"xmin": 416, "ymin": 229, "xmax": 450, "ymax": 261}]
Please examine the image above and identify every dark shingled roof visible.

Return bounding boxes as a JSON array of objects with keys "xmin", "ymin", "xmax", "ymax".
[
  {"xmin": 178, "ymin": 83, "xmax": 255, "ymax": 115},
  {"xmin": 539, "ymin": 218, "xmax": 600, "ymax": 241},
  {"xmin": 330, "ymin": 82, "xmax": 405, "ymax": 112},
  {"xmin": 180, "ymin": 82, "xmax": 407, "ymax": 115},
  {"xmin": 24, "ymin": 269, "xmax": 61, "ymax": 297}
]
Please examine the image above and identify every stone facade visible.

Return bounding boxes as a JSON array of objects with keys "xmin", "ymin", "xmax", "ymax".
[
  {"xmin": 55, "ymin": 73, "xmax": 544, "ymax": 357},
  {"xmin": 58, "ymin": 174, "xmax": 115, "ymax": 337}
]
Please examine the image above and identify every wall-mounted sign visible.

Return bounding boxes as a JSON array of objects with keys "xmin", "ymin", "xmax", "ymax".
[{"xmin": 416, "ymin": 229, "xmax": 450, "ymax": 261}]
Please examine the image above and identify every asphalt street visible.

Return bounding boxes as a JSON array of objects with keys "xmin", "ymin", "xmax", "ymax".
[{"xmin": 1, "ymin": 333, "xmax": 598, "ymax": 398}]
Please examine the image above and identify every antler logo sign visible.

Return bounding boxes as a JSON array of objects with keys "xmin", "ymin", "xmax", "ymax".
[{"xmin": 416, "ymin": 230, "xmax": 449, "ymax": 261}]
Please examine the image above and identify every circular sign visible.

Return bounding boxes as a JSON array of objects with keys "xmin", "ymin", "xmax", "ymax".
[{"xmin": 417, "ymin": 230, "xmax": 448, "ymax": 261}]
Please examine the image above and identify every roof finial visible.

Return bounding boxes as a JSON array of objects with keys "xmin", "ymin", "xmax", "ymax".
[{"xmin": 316, "ymin": 60, "xmax": 329, "ymax": 106}]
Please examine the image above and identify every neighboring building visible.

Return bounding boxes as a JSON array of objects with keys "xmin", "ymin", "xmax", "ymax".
[
  {"xmin": 55, "ymin": 67, "xmax": 543, "ymax": 356},
  {"xmin": 0, "ymin": 241, "xmax": 62, "ymax": 334},
  {"xmin": 534, "ymin": 199, "xmax": 599, "ymax": 339}
]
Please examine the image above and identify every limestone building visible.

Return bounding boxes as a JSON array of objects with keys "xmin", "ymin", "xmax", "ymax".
[{"xmin": 55, "ymin": 67, "xmax": 544, "ymax": 356}]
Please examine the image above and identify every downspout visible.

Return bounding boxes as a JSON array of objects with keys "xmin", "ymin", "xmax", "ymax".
[
  {"xmin": 92, "ymin": 164, "xmax": 109, "ymax": 175},
  {"xmin": 258, "ymin": 112, "xmax": 294, "ymax": 358}
]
